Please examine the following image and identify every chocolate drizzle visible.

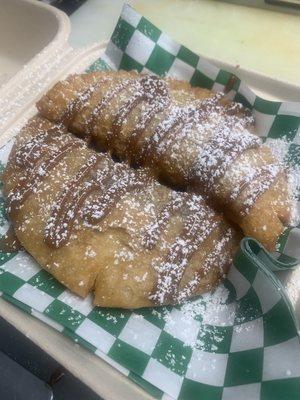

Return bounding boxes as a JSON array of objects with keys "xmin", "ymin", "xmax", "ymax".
[
  {"xmin": 8, "ymin": 123, "xmax": 152, "ymax": 250},
  {"xmin": 196, "ymin": 128, "xmax": 261, "ymax": 191},
  {"xmin": 139, "ymin": 106, "xmax": 185, "ymax": 165},
  {"xmin": 141, "ymin": 192, "xmax": 188, "ymax": 250},
  {"xmin": 61, "ymin": 80, "xmax": 104, "ymax": 127},
  {"xmin": 44, "ymin": 155, "xmax": 103, "ymax": 248},
  {"xmin": 177, "ymin": 227, "xmax": 234, "ymax": 302},
  {"xmin": 126, "ymin": 100, "xmax": 169, "ymax": 163},
  {"xmin": 229, "ymin": 170, "xmax": 260, "ymax": 202},
  {"xmin": 3, "ymin": 70, "xmax": 286, "ymax": 305},
  {"xmin": 109, "ymin": 75, "xmax": 170, "ymax": 153},
  {"xmin": 82, "ymin": 170, "xmax": 146, "ymax": 225},
  {"xmin": 45, "ymin": 154, "xmax": 148, "ymax": 247},
  {"xmin": 7, "ymin": 141, "xmax": 80, "ymax": 214},
  {"xmin": 228, "ymin": 164, "xmax": 277, "ymax": 203},
  {"xmin": 151, "ymin": 196, "xmax": 220, "ymax": 305},
  {"xmin": 38, "ymin": 72, "xmax": 276, "ymax": 217},
  {"xmin": 238, "ymin": 164, "xmax": 280, "ymax": 216},
  {"xmin": 3, "ymin": 117, "xmax": 241, "ymax": 306},
  {"xmin": 86, "ymin": 79, "xmax": 133, "ymax": 136},
  {"xmin": 138, "ymin": 103, "xmax": 208, "ymax": 166},
  {"xmin": 15, "ymin": 126, "xmax": 65, "ymax": 169},
  {"xmin": 110, "ymin": 91, "xmax": 145, "ymax": 146}
]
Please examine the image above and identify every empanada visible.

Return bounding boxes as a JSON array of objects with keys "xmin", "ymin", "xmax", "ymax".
[
  {"xmin": 2, "ymin": 116, "xmax": 239, "ymax": 308},
  {"xmin": 37, "ymin": 71, "xmax": 291, "ymax": 251}
]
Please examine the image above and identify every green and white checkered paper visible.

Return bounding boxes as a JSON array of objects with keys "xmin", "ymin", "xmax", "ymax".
[{"xmin": 0, "ymin": 4, "xmax": 300, "ymax": 399}]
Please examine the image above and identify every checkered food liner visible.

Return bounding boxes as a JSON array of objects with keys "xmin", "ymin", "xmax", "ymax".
[{"xmin": 0, "ymin": 4, "xmax": 300, "ymax": 400}]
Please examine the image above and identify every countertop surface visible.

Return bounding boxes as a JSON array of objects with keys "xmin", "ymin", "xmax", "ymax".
[{"xmin": 69, "ymin": 0, "xmax": 300, "ymax": 86}]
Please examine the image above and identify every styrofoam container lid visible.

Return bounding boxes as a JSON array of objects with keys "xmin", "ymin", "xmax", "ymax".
[{"xmin": 0, "ymin": 0, "xmax": 70, "ymax": 87}]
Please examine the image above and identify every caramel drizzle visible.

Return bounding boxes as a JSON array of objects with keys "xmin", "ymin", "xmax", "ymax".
[
  {"xmin": 151, "ymin": 198, "xmax": 220, "ymax": 305},
  {"xmin": 7, "ymin": 141, "xmax": 79, "ymax": 213},
  {"xmin": 0, "ymin": 226, "xmax": 23, "ymax": 253},
  {"xmin": 141, "ymin": 192, "xmax": 188, "ymax": 250},
  {"xmin": 44, "ymin": 155, "xmax": 104, "ymax": 248}
]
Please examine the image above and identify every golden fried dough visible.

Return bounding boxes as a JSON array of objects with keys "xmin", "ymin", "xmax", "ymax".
[
  {"xmin": 2, "ymin": 116, "xmax": 239, "ymax": 308},
  {"xmin": 37, "ymin": 71, "xmax": 291, "ymax": 250}
]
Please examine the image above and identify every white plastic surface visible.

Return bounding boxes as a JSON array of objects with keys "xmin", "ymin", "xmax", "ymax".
[
  {"xmin": 0, "ymin": 0, "xmax": 69, "ymax": 86},
  {"xmin": 0, "ymin": 0, "xmax": 72, "ymax": 139},
  {"xmin": 69, "ymin": 0, "xmax": 300, "ymax": 90},
  {"xmin": 0, "ymin": 42, "xmax": 154, "ymax": 400}
]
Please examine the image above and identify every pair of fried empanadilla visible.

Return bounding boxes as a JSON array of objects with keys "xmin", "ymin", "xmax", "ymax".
[{"xmin": 1, "ymin": 71, "xmax": 291, "ymax": 308}]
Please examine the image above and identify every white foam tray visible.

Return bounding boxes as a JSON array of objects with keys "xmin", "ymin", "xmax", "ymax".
[
  {"xmin": 0, "ymin": 1, "xmax": 299, "ymax": 400},
  {"xmin": 0, "ymin": 0, "xmax": 70, "ymax": 87}
]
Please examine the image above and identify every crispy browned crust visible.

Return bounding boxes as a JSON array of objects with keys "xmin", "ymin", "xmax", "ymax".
[
  {"xmin": 3, "ymin": 116, "xmax": 239, "ymax": 308},
  {"xmin": 36, "ymin": 71, "xmax": 291, "ymax": 251}
]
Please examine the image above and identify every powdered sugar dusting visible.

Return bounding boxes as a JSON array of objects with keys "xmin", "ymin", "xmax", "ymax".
[
  {"xmin": 5, "ymin": 116, "xmax": 237, "ymax": 307},
  {"xmin": 161, "ymin": 284, "xmax": 235, "ymax": 350},
  {"xmin": 39, "ymin": 71, "xmax": 290, "ymax": 232}
]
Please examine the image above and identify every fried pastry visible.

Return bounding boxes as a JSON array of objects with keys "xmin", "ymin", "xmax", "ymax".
[
  {"xmin": 2, "ymin": 116, "xmax": 239, "ymax": 308},
  {"xmin": 37, "ymin": 71, "xmax": 291, "ymax": 251}
]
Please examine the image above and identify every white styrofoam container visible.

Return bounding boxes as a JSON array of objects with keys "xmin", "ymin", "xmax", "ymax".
[
  {"xmin": 0, "ymin": 0, "xmax": 69, "ymax": 86},
  {"xmin": 0, "ymin": 1, "xmax": 299, "ymax": 399}
]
